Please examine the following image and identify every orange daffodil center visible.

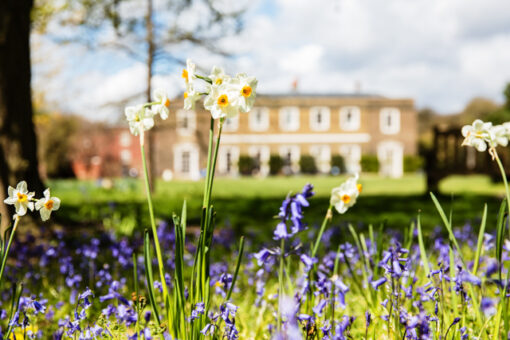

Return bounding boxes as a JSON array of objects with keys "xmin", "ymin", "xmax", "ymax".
[
  {"xmin": 241, "ymin": 85, "xmax": 252, "ymax": 97},
  {"xmin": 217, "ymin": 95, "xmax": 229, "ymax": 107},
  {"xmin": 182, "ymin": 69, "xmax": 189, "ymax": 82},
  {"xmin": 17, "ymin": 192, "xmax": 28, "ymax": 203},
  {"xmin": 44, "ymin": 199, "xmax": 54, "ymax": 210},
  {"xmin": 341, "ymin": 194, "xmax": 351, "ymax": 204}
]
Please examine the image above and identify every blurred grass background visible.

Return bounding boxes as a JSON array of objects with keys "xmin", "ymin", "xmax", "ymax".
[{"xmin": 47, "ymin": 174, "xmax": 506, "ymax": 236}]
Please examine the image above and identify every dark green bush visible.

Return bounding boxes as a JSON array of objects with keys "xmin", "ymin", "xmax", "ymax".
[
  {"xmin": 361, "ymin": 155, "xmax": 379, "ymax": 172},
  {"xmin": 330, "ymin": 154, "xmax": 346, "ymax": 174},
  {"xmin": 299, "ymin": 155, "xmax": 317, "ymax": 174},
  {"xmin": 269, "ymin": 155, "xmax": 284, "ymax": 175},
  {"xmin": 404, "ymin": 155, "xmax": 424, "ymax": 173},
  {"xmin": 238, "ymin": 155, "xmax": 256, "ymax": 175}
]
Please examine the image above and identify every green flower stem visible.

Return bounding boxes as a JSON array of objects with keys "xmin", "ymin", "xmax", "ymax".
[
  {"xmin": 494, "ymin": 152, "xmax": 510, "ymax": 215},
  {"xmin": 494, "ymin": 151, "xmax": 510, "ymax": 338},
  {"xmin": 0, "ymin": 215, "xmax": 20, "ymax": 285},
  {"xmin": 311, "ymin": 205, "xmax": 333, "ymax": 258},
  {"xmin": 205, "ymin": 119, "xmax": 224, "ymax": 210},
  {"xmin": 202, "ymin": 118, "xmax": 215, "ymax": 209},
  {"xmin": 139, "ymin": 134, "xmax": 170, "ymax": 320},
  {"xmin": 306, "ymin": 205, "xmax": 333, "ymax": 315},
  {"xmin": 277, "ymin": 238, "xmax": 285, "ymax": 332}
]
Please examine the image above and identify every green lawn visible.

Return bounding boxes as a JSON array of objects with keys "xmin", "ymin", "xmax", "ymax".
[{"xmin": 48, "ymin": 174, "xmax": 507, "ymax": 236}]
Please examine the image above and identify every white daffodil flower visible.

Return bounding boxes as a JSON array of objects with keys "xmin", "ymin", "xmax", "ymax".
[
  {"xmin": 489, "ymin": 125, "xmax": 509, "ymax": 148},
  {"xmin": 35, "ymin": 188, "xmax": 60, "ymax": 221},
  {"xmin": 182, "ymin": 59, "xmax": 196, "ymax": 91},
  {"xmin": 209, "ymin": 66, "xmax": 229, "ymax": 87},
  {"xmin": 461, "ymin": 119, "xmax": 493, "ymax": 152},
  {"xmin": 203, "ymin": 83, "xmax": 240, "ymax": 119},
  {"xmin": 233, "ymin": 73, "xmax": 257, "ymax": 113},
  {"xmin": 330, "ymin": 173, "xmax": 361, "ymax": 214},
  {"xmin": 125, "ymin": 105, "xmax": 155, "ymax": 136},
  {"xmin": 3, "ymin": 181, "xmax": 35, "ymax": 217},
  {"xmin": 183, "ymin": 85, "xmax": 201, "ymax": 110},
  {"xmin": 503, "ymin": 122, "xmax": 510, "ymax": 138},
  {"xmin": 152, "ymin": 88, "xmax": 170, "ymax": 120}
]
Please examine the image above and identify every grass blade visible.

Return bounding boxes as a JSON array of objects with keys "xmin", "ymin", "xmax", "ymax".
[
  {"xmin": 496, "ymin": 199, "xmax": 507, "ymax": 281},
  {"xmin": 144, "ymin": 230, "xmax": 161, "ymax": 326},
  {"xmin": 472, "ymin": 204, "xmax": 488, "ymax": 275},
  {"xmin": 226, "ymin": 236, "xmax": 245, "ymax": 301},
  {"xmin": 416, "ymin": 213, "xmax": 430, "ymax": 277},
  {"xmin": 430, "ymin": 192, "xmax": 465, "ymax": 266},
  {"xmin": 5, "ymin": 282, "xmax": 23, "ymax": 339},
  {"xmin": 404, "ymin": 221, "xmax": 415, "ymax": 253}
]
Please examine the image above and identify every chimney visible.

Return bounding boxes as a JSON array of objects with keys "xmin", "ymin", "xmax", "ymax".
[
  {"xmin": 354, "ymin": 80, "xmax": 361, "ymax": 94},
  {"xmin": 291, "ymin": 77, "xmax": 299, "ymax": 93}
]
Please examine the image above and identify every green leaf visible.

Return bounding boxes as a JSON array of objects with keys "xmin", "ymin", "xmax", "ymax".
[
  {"xmin": 472, "ymin": 204, "xmax": 488, "ymax": 275},
  {"xmin": 5, "ymin": 282, "xmax": 23, "ymax": 339},
  {"xmin": 226, "ymin": 236, "xmax": 245, "ymax": 301},
  {"xmin": 416, "ymin": 213, "xmax": 430, "ymax": 277},
  {"xmin": 144, "ymin": 230, "xmax": 161, "ymax": 325},
  {"xmin": 496, "ymin": 199, "xmax": 507, "ymax": 281},
  {"xmin": 404, "ymin": 221, "xmax": 415, "ymax": 253},
  {"xmin": 430, "ymin": 192, "xmax": 465, "ymax": 266}
]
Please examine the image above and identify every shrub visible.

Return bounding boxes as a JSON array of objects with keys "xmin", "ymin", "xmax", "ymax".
[
  {"xmin": 299, "ymin": 155, "xmax": 317, "ymax": 174},
  {"xmin": 269, "ymin": 154, "xmax": 284, "ymax": 175},
  {"xmin": 238, "ymin": 155, "xmax": 256, "ymax": 175},
  {"xmin": 330, "ymin": 154, "xmax": 346, "ymax": 174},
  {"xmin": 361, "ymin": 155, "xmax": 379, "ymax": 172},
  {"xmin": 404, "ymin": 155, "xmax": 424, "ymax": 173}
]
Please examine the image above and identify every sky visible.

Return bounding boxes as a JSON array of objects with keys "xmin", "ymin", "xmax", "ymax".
[{"xmin": 32, "ymin": 0, "xmax": 510, "ymax": 122}]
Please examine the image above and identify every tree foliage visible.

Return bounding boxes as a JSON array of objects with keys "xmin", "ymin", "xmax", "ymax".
[{"xmin": 36, "ymin": 0, "xmax": 247, "ymax": 66}]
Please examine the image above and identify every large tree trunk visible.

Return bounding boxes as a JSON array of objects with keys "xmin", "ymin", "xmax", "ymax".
[{"xmin": 0, "ymin": 0, "xmax": 44, "ymax": 226}]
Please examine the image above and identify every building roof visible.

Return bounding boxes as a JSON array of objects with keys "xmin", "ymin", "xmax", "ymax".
[{"xmin": 258, "ymin": 92, "xmax": 384, "ymax": 99}]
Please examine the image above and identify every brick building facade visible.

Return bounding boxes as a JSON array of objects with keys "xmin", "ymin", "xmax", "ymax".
[{"xmin": 72, "ymin": 93, "xmax": 417, "ymax": 180}]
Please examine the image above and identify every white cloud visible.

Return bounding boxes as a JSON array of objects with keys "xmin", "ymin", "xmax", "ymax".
[{"xmin": 33, "ymin": 0, "xmax": 510, "ymax": 119}]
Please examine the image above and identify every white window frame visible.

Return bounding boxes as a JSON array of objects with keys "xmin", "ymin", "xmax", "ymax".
[
  {"xmin": 309, "ymin": 145, "xmax": 331, "ymax": 173},
  {"xmin": 119, "ymin": 131, "xmax": 132, "ymax": 147},
  {"xmin": 248, "ymin": 145, "xmax": 270, "ymax": 176},
  {"xmin": 339, "ymin": 144, "xmax": 361, "ymax": 173},
  {"xmin": 377, "ymin": 140, "xmax": 403, "ymax": 178},
  {"xmin": 249, "ymin": 107, "xmax": 270, "ymax": 131},
  {"xmin": 279, "ymin": 106, "xmax": 300, "ymax": 131},
  {"xmin": 219, "ymin": 146, "xmax": 240, "ymax": 175},
  {"xmin": 279, "ymin": 145, "xmax": 300, "ymax": 172},
  {"xmin": 223, "ymin": 115, "xmax": 239, "ymax": 132},
  {"xmin": 309, "ymin": 106, "xmax": 330, "ymax": 131},
  {"xmin": 120, "ymin": 149, "xmax": 132, "ymax": 164},
  {"xmin": 380, "ymin": 107, "xmax": 400, "ymax": 135},
  {"xmin": 339, "ymin": 106, "xmax": 361, "ymax": 131},
  {"xmin": 173, "ymin": 143, "xmax": 200, "ymax": 179},
  {"xmin": 177, "ymin": 110, "xmax": 196, "ymax": 136}
]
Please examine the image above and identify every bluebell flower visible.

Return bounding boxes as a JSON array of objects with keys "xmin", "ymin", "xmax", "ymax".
[
  {"xmin": 273, "ymin": 222, "xmax": 289, "ymax": 240},
  {"xmin": 201, "ymin": 323, "xmax": 216, "ymax": 336},
  {"xmin": 371, "ymin": 277, "xmax": 387, "ymax": 290},
  {"xmin": 300, "ymin": 254, "xmax": 317, "ymax": 271},
  {"xmin": 312, "ymin": 299, "xmax": 327, "ymax": 316},
  {"xmin": 254, "ymin": 248, "xmax": 274, "ymax": 267},
  {"xmin": 189, "ymin": 302, "xmax": 205, "ymax": 322}
]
